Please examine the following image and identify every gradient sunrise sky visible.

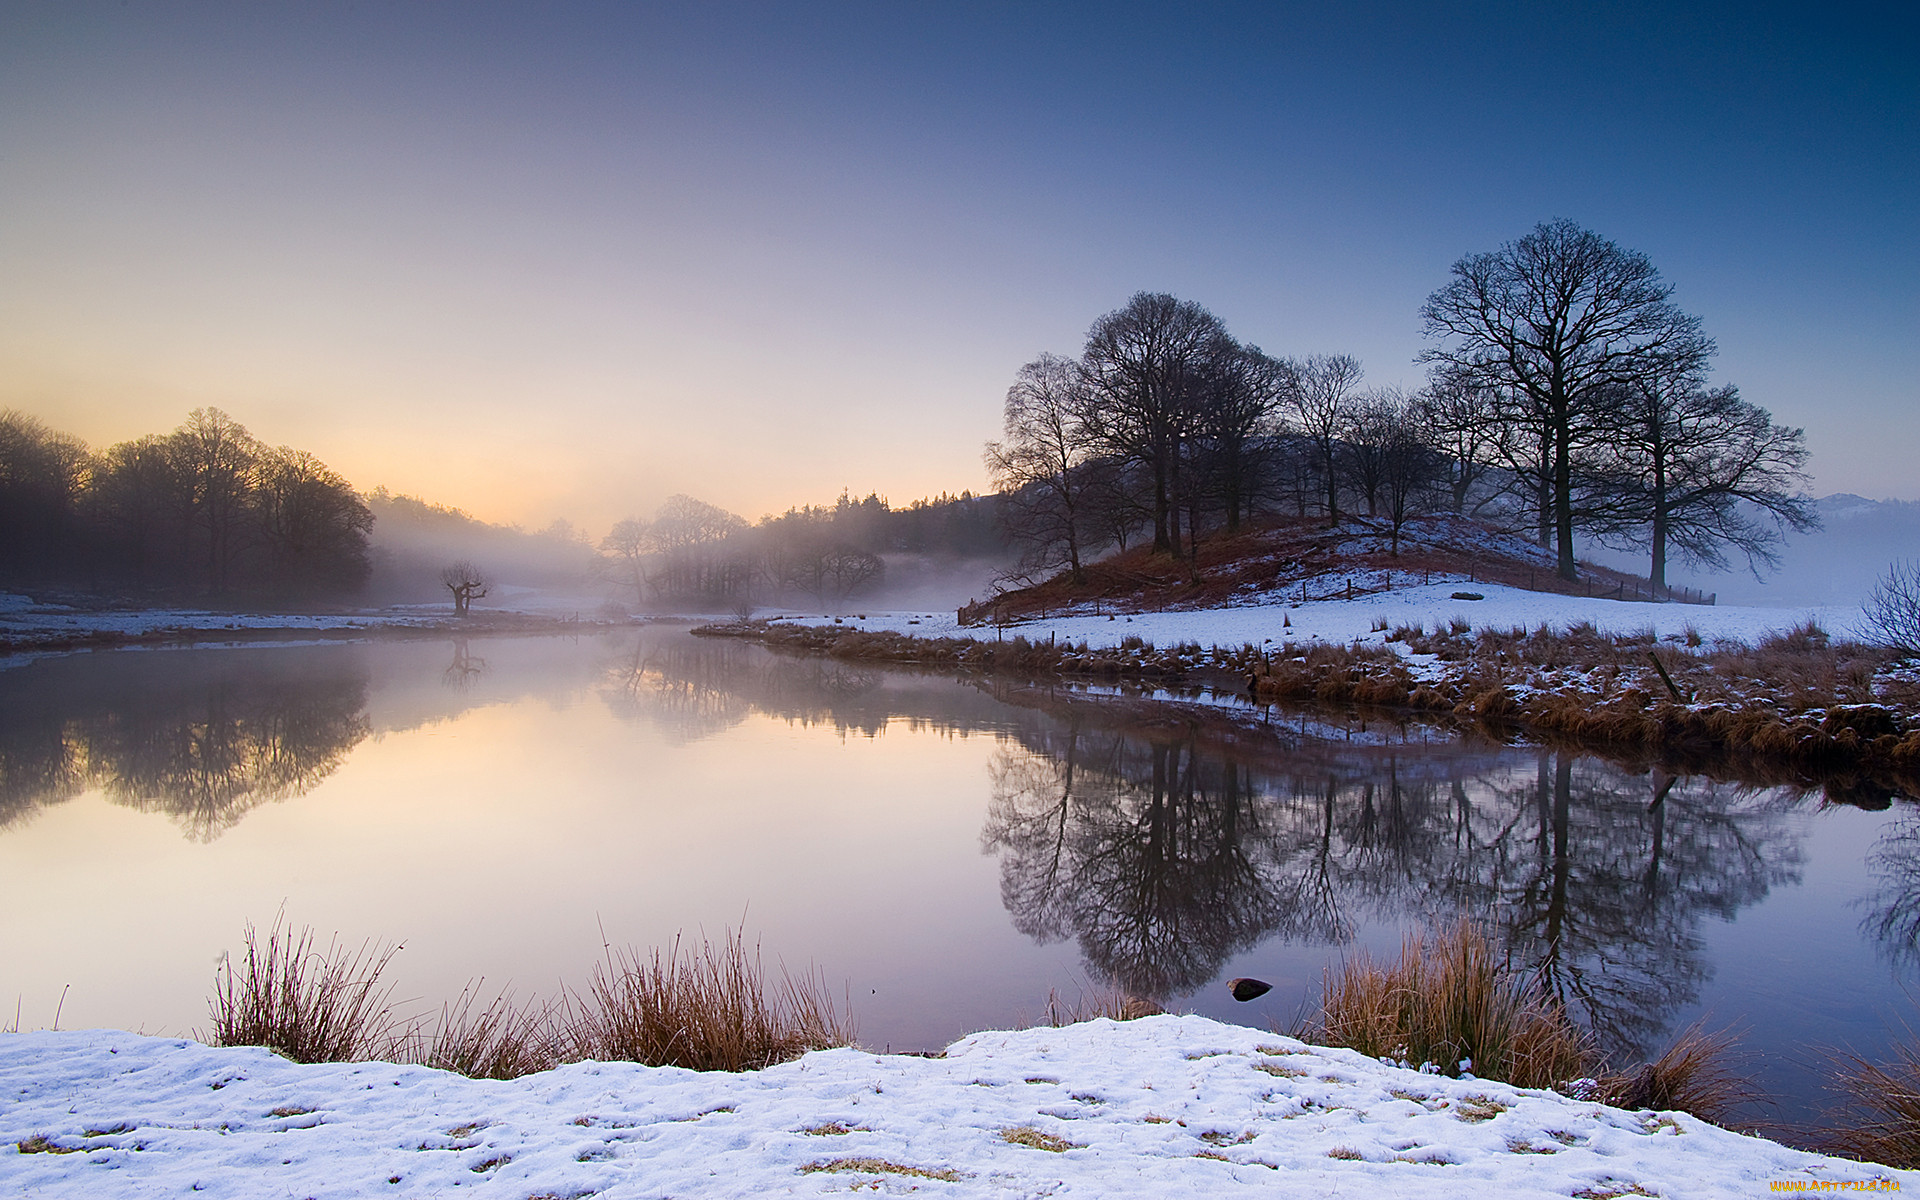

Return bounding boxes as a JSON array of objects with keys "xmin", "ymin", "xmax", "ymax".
[{"xmin": 2, "ymin": 2, "xmax": 1912, "ymax": 532}]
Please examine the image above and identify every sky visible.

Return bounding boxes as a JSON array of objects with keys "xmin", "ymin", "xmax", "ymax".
[{"xmin": 1, "ymin": 1, "xmax": 1913, "ymax": 535}]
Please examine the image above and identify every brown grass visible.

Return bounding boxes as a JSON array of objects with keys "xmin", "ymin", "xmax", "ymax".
[
  {"xmin": 801, "ymin": 1157, "xmax": 967, "ymax": 1180},
  {"xmin": 204, "ymin": 913, "xmax": 403, "ymax": 1064},
  {"xmin": 1000, "ymin": 1125, "xmax": 1081, "ymax": 1152},
  {"xmin": 415, "ymin": 982, "xmax": 559, "ymax": 1080},
  {"xmin": 1309, "ymin": 919, "xmax": 1591, "ymax": 1089},
  {"xmin": 1591, "ymin": 1022, "xmax": 1756, "ymax": 1125},
  {"xmin": 1822, "ymin": 1038, "xmax": 1920, "ymax": 1167},
  {"xmin": 204, "ymin": 919, "xmax": 854, "ymax": 1078},
  {"xmin": 562, "ymin": 928, "xmax": 853, "ymax": 1072},
  {"xmin": 1037, "ymin": 986, "xmax": 1164, "ymax": 1026}
]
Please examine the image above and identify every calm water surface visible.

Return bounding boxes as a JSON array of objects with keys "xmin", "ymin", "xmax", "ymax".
[{"xmin": 2, "ymin": 628, "xmax": 1914, "ymax": 1127}]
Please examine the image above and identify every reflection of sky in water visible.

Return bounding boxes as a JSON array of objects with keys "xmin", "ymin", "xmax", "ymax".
[{"xmin": 0, "ymin": 629, "xmax": 1912, "ymax": 1128}]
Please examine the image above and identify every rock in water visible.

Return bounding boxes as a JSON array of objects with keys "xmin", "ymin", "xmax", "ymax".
[{"xmin": 1227, "ymin": 977, "xmax": 1272, "ymax": 1002}]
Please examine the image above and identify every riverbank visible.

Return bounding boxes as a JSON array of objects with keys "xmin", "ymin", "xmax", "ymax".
[
  {"xmin": 700, "ymin": 583, "xmax": 1920, "ymax": 801},
  {"xmin": 0, "ymin": 591, "xmax": 643, "ymax": 657},
  {"xmin": 4, "ymin": 1016, "xmax": 1905, "ymax": 1198}
]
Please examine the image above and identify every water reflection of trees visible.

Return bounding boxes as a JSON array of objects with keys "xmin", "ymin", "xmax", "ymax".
[
  {"xmin": 1862, "ymin": 811, "xmax": 1920, "ymax": 968},
  {"xmin": 0, "ymin": 650, "xmax": 369, "ymax": 841},
  {"xmin": 595, "ymin": 635, "xmax": 1010, "ymax": 743},
  {"xmin": 983, "ymin": 710, "xmax": 1802, "ymax": 1059}
]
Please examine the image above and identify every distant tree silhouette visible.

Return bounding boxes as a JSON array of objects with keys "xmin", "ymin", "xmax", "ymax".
[{"xmin": 440, "ymin": 560, "xmax": 490, "ymax": 615}]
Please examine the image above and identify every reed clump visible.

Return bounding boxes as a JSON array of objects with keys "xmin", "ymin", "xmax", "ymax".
[
  {"xmin": 1308, "ymin": 919, "xmax": 1590, "ymax": 1089},
  {"xmin": 415, "ymin": 983, "xmax": 560, "ymax": 1080},
  {"xmin": 1036, "ymin": 987, "xmax": 1164, "ymax": 1026},
  {"xmin": 204, "ymin": 920, "xmax": 853, "ymax": 1078},
  {"xmin": 1822, "ymin": 1039, "xmax": 1920, "ymax": 1168},
  {"xmin": 563, "ymin": 928, "xmax": 852, "ymax": 1072},
  {"xmin": 1587, "ymin": 1021, "xmax": 1755, "ymax": 1127},
  {"xmin": 205, "ymin": 914, "xmax": 403, "ymax": 1064}
]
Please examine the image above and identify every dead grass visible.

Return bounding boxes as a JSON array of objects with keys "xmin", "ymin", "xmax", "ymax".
[
  {"xmin": 415, "ymin": 982, "xmax": 559, "ymax": 1080},
  {"xmin": 203, "ymin": 912, "xmax": 403, "ymax": 1064},
  {"xmin": 561, "ymin": 927, "xmax": 853, "ymax": 1073},
  {"xmin": 1000, "ymin": 1125, "xmax": 1081, "ymax": 1152},
  {"xmin": 1309, "ymin": 919, "xmax": 1591, "ymax": 1089},
  {"xmin": 1821, "ymin": 1037, "xmax": 1920, "ymax": 1168},
  {"xmin": 1592, "ymin": 1021, "xmax": 1756, "ymax": 1125},
  {"xmin": 202, "ymin": 919, "xmax": 853, "ymax": 1078},
  {"xmin": 16, "ymin": 1134, "xmax": 81, "ymax": 1155},
  {"xmin": 801, "ymin": 1157, "xmax": 967, "ymax": 1181},
  {"xmin": 1036, "ymin": 986, "xmax": 1164, "ymax": 1026}
]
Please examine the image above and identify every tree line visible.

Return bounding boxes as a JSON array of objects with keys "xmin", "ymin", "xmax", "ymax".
[
  {"xmin": 989, "ymin": 220, "xmax": 1815, "ymax": 589},
  {"xmin": 599, "ymin": 489, "xmax": 1003, "ymax": 609},
  {"xmin": 0, "ymin": 407, "xmax": 372, "ymax": 601}
]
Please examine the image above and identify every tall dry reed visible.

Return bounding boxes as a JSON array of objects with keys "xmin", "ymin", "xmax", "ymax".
[
  {"xmin": 562, "ymin": 928, "xmax": 853, "ymax": 1072},
  {"xmin": 1311, "ymin": 919, "xmax": 1590, "ymax": 1089},
  {"xmin": 1823, "ymin": 1039, "xmax": 1920, "ymax": 1167},
  {"xmin": 204, "ymin": 914, "xmax": 403, "ymax": 1064}
]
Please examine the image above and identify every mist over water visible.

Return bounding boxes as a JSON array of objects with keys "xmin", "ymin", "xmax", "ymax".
[{"xmin": 0, "ymin": 630, "xmax": 1911, "ymax": 1127}]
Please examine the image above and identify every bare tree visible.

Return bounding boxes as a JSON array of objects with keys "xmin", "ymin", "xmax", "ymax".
[
  {"xmin": 253, "ymin": 446, "xmax": 374, "ymax": 596},
  {"xmin": 646, "ymin": 495, "xmax": 749, "ymax": 602},
  {"xmin": 1602, "ymin": 371, "xmax": 1816, "ymax": 589},
  {"xmin": 1867, "ymin": 561, "xmax": 1920, "ymax": 658},
  {"xmin": 1290, "ymin": 354, "xmax": 1363, "ymax": 527},
  {"xmin": 1422, "ymin": 220, "xmax": 1713, "ymax": 580},
  {"xmin": 599, "ymin": 518, "xmax": 650, "ymax": 605},
  {"xmin": 1078, "ymin": 293, "xmax": 1234, "ymax": 557},
  {"xmin": 1374, "ymin": 391, "xmax": 1443, "ymax": 554},
  {"xmin": 440, "ymin": 560, "xmax": 490, "ymax": 616},
  {"xmin": 986, "ymin": 353, "xmax": 1097, "ymax": 582},
  {"xmin": 166, "ymin": 407, "xmax": 264, "ymax": 595},
  {"xmin": 1415, "ymin": 368, "xmax": 1506, "ymax": 517},
  {"xmin": 1196, "ymin": 344, "xmax": 1295, "ymax": 533}
]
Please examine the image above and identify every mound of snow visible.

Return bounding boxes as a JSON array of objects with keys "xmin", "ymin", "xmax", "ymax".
[{"xmin": 1, "ymin": 1017, "xmax": 1903, "ymax": 1197}]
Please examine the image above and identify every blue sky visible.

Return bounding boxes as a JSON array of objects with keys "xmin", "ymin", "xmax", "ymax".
[{"xmin": 2, "ymin": 2, "xmax": 1912, "ymax": 529}]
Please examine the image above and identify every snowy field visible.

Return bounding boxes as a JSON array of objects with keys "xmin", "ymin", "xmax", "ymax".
[
  {"xmin": 3, "ymin": 1016, "xmax": 1904, "ymax": 1198},
  {"xmin": 768, "ymin": 581, "xmax": 1871, "ymax": 653}
]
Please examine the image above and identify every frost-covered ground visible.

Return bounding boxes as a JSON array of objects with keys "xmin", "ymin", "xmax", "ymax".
[
  {"xmin": 767, "ymin": 581, "xmax": 1869, "ymax": 653},
  {"xmin": 3, "ymin": 1017, "xmax": 1903, "ymax": 1198}
]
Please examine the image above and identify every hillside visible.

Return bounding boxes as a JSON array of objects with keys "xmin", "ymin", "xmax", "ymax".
[{"xmin": 964, "ymin": 514, "xmax": 1707, "ymax": 626}]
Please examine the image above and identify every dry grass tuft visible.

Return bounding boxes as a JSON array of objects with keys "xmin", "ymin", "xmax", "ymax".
[
  {"xmin": 801, "ymin": 1157, "xmax": 967, "ymax": 1181},
  {"xmin": 1822, "ymin": 1037, "xmax": 1920, "ymax": 1168},
  {"xmin": 16, "ymin": 1134, "xmax": 81, "ymax": 1155},
  {"xmin": 203, "ymin": 918, "xmax": 853, "ymax": 1078},
  {"xmin": 1592, "ymin": 1021, "xmax": 1755, "ymax": 1125},
  {"xmin": 562, "ymin": 927, "xmax": 853, "ymax": 1072},
  {"xmin": 416, "ymin": 982, "xmax": 559, "ymax": 1080},
  {"xmin": 1000, "ymin": 1125, "xmax": 1081, "ymax": 1152},
  {"xmin": 1038, "ymin": 987, "xmax": 1164, "ymax": 1026},
  {"xmin": 1310, "ymin": 919, "xmax": 1590, "ymax": 1089},
  {"xmin": 204, "ymin": 913, "xmax": 403, "ymax": 1064}
]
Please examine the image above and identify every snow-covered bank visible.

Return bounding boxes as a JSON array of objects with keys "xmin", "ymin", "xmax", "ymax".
[
  {"xmin": 2, "ymin": 1017, "xmax": 1900, "ymax": 1198},
  {"xmin": 0, "ymin": 590, "xmax": 643, "ymax": 656},
  {"xmin": 770, "ymin": 582, "xmax": 1870, "ymax": 652}
]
